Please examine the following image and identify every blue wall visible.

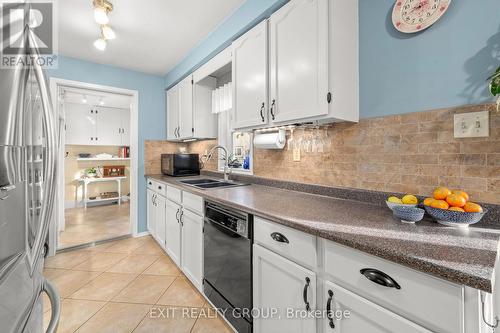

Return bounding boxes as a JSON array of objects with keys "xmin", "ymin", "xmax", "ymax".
[
  {"xmin": 360, "ymin": 0, "xmax": 500, "ymax": 117},
  {"xmin": 165, "ymin": 0, "xmax": 500, "ymax": 117},
  {"xmin": 47, "ymin": 56, "xmax": 165, "ymax": 233}
]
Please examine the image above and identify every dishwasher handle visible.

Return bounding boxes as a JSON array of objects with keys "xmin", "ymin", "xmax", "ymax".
[{"xmin": 43, "ymin": 278, "xmax": 61, "ymax": 333}]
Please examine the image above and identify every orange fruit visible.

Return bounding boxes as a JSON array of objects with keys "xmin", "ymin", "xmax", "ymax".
[
  {"xmin": 464, "ymin": 202, "xmax": 483, "ymax": 213},
  {"xmin": 451, "ymin": 190, "xmax": 469, "ymax": 202},
  {"xmin": 449, "ymin": 207, "xmax": 465, "ymax": 212},
  {"xmin": 423, "ymin": 197, "xmax": 435, "ymax": 206},
  {"xmin": 431, "ymin": 199, "xmax": 449, "ymax": 210},
  {"xmin": 446, "ymin": 194, "xmax": 467, "ymax": 208},
  {"xmin": 433, "ymin": 187, "xmax": 451, "ymax": 200}
]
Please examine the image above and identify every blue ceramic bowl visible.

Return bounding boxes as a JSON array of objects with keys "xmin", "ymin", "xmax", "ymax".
[
  {"xmin": 392, "ymin": 206, "xmax": 425, "ymax": 224},
  {"xmin": 424, "ymin": 205, "xmax": 487, "ymax": 228}
]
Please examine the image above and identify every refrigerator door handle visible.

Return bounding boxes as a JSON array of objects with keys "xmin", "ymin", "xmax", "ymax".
[
  {"xmin": 26, "ymin": 32, "xmax": 58, "ymax": 272},
  {"xmin": 42, "ymin": 278, "xmax": 60, "ymax": 333},
  {"xmin": 0, "ymin": 184, "xmax": 16, "ymax": 192},
  {"xmin": 0, "ymin": 184, "xmax": 16, "ymax": 200}
]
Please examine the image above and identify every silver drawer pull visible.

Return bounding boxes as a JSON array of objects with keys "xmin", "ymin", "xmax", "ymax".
[{"xmin": 271, "ymin": 232, "xmax": 289, "ymax": 244}]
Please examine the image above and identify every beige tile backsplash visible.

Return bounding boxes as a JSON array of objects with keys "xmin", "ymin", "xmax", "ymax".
[{"xmin": 145, "ymin": 104, "xmax": 500, "ymax": 204}]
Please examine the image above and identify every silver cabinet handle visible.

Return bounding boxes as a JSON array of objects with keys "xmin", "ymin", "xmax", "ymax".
[
  {"xmin": 259, "ymin": 102, "xmax": 265, "ymax": 122},
  {"xmin": 175, "ymin": 208, "xmax": 180, "ymax": 223},
  {"xmin": 43, "ymin": 278, "xmax": 61, "ymax": 333},
  {"xmin": 179, "ymin": 210, "xmax": 184, "ymax": 226}
]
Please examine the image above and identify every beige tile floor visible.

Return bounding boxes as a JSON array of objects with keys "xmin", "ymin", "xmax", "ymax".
[
  {"xmin": 60, "ymin": 202, "xmax": 130, "ymax": 248},
  {"xmin": 44, "ymin": 235, "xmax": 233, "ymax": 333}
]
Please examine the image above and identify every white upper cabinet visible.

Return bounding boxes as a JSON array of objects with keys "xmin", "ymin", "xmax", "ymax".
[
  {"xmin": 166, "ymin": 85, "xmax": 180, "ymax": 140},
  {"xmin": 65, "ymin": 103, "xmax": 130, "ymax": 146},
  {"xmin": 121, "ymin": 107, "xmax": 131, "ymax": 146},
  {"xmin": 178, "ymin": 75, "xmax": 194, "ymax": 139},
  {"xmin": 269, "ymin": 0, "xmax": 329, "ymax": 123},
  {"xmin": 232, "ymin": 20, "xmax": 269, "ymax": 129},
  {"xmin": 95, "ymin": 107, "xmax": 123, "ymax": 146},
  {"xmin": 65, "ymin": 103, "xmax": 95, "ymax": 145},
  {"xmin": 166, "ymin": 73, "xmax": 217, "ymax": 141}
]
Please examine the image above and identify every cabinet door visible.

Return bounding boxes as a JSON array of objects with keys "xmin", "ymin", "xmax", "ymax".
[
  {"xmin": 322, "ymin": 281, "xmax": 431, "ymax": 333},
  {"xmin": 232, "ymin": 20, "xmax": 269, "ymax": 129},
  {"xmin": 269, "ymin": 0, "xmax": 329, "ymax": 123},
  {"xmin": 253, "ymin": 244, "xmax": 316, "ymax": 333},
  {"xmin": 165, "ymin": 199, "xmax": 182, "ymax": 265},
  {"xmin": 121, "ymin": 108, "xmax": 130, "ymax": 146},
  {"xmin": 65, "ymin": 103, "xmax": 95, "ymax": 145},
  {"xmin": 155, "ymin": 194, "xmax": 167, "ymax": 249},
  {"xmin": 181, "ymin": 209, "xmax": 203, "ymax": 290},
  {"xmin": 166, "ymin": 86, "xmax": 179, "ymax": 140},
  {"xmin": 95, "ymin": 106, "xmax": 122, "ymax": 145},
  {"xmin": 178, "ymin": 76, "xmax": 193, "ymax": 139},
  {"xmin": 147, "ymin": 189, "xmax": 156, "ymax": 238}
]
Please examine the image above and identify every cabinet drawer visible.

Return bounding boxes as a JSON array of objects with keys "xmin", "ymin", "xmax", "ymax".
[
  {"xmin": 254, "ymin": 216, "xmax": 316, "ymax": 269},
  {"xmin": 324, "ymin": 241, "xmax": 463, "ymax": 333},
  {"xmin": 183, "ymin": 191, "xmax": 203, "ymax": 216},
  {"xmin": 166, "ymin": 185, "xmax": 182, "ymax": 204}
]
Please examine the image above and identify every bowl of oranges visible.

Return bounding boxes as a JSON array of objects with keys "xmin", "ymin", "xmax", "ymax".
[{"xmin": 423, "ymin": 187, "xmax": 486, "ymax": 227}]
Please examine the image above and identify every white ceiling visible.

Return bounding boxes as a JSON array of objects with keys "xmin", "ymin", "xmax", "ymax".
[
  {"xmin": 62, "ymin": 88, "xmax": 132, "ymax": 109},
  {"xmin": 57, "ymin": 0, "xmax": 245, "ymax": 75}
]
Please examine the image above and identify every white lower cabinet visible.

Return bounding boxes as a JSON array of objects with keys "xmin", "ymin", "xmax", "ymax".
[
  {"xmin": 165, "ymin": 198, "xmax": 182, "ymax": 265},
  {"xmin": 322, "ymin": 280, "xmax": 430, "ymax": 333},
  {"xmin": 180, "ymin": 209, "xmax": 203, "ymax": 290},
  {"xmin": 253, "ymin": 244, "xmax": 316, "ymax": 333},
  {"xmin": 146, "ymin": 189, "xmax": 156, "ymax": 238},
  {"xmin": 146, "ymin": 179, "xmax": 205, "ymax": 292},
  {"xmin": 155, "ymin": 194, "xmax": 166, "ymax": 249}
]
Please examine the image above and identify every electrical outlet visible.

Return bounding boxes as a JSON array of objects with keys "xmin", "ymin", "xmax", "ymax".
[
  {"xmin": 293, "ymin": 147, "xmax": 301, "ymax": 161},
  {"xmin": 454, "ymin": 111, "xmax": 489, "ymax": 138}
]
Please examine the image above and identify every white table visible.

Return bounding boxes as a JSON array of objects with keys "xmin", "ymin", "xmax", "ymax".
[{"xmin": 79, "ymin": 176, "xmax": 126, "ymax": 209}]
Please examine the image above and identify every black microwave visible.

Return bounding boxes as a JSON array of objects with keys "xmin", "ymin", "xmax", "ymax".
[{"xmin": 161, "ymin": 153, "xmax": 200, "ymax": 177}]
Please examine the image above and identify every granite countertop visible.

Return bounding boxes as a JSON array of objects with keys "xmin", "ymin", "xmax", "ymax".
[{"xmin": 147, "ymin": 174, "xmax": 500, "ymax": 293}]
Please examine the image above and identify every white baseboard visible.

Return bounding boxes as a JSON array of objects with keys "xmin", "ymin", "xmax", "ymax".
[
  {"xmin": 65, "ymin": 196, "xmax": 129, "ymax": 209},
  {"xmin": 134, "ymin": 231, "xmax": 150, "ymax": 238}
]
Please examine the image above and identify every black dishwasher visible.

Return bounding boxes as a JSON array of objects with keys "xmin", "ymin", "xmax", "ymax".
[{"xmin": 203, "ymin": 201, "xmax": 253, "ymax": 333}]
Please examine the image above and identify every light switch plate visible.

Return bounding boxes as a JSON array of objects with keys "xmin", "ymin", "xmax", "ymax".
[{"xmin": 453, "ymin": 111, "xmax": 489, "ymax": 138}]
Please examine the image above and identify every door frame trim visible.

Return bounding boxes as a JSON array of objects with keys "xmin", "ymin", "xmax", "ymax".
[{"xmin": 48, "ymin": 77, "xmax": 139, "ymax": 256}]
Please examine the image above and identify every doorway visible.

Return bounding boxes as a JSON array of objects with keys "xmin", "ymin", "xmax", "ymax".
[{"xmin": 49, "ymin": 78, "xmax": 139, "ymax": 254}]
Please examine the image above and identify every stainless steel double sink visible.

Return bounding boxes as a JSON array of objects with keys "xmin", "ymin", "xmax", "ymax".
[{"xmin": 178, "ymin": 178, "xmax": 247, "ymax": 189}]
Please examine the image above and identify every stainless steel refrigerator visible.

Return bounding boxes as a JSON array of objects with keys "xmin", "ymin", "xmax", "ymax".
[{"xmin": 0, "ymin": 3, "xmax": 60, "ymax": 332}]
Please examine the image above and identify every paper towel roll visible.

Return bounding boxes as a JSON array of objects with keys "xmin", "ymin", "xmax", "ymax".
[{"xmin": 253, "ymin": 130, "xmax": 286, "ymax": 149}]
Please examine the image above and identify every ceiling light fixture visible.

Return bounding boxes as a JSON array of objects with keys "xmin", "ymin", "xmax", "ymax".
[
  {"xmin": 93, "ymin": 38, "xmax": 107, "ymax": 51},
  {"xmin": 92, "ymin": 0, "xmax": 115, "ymax": 51},
  {"xmin": 93, "ymin": 0, "xmax": 113, "ymax": 25},
  {"xmin": 101, "ymin": 25, "xmax": 116, "ymax": 40}
]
